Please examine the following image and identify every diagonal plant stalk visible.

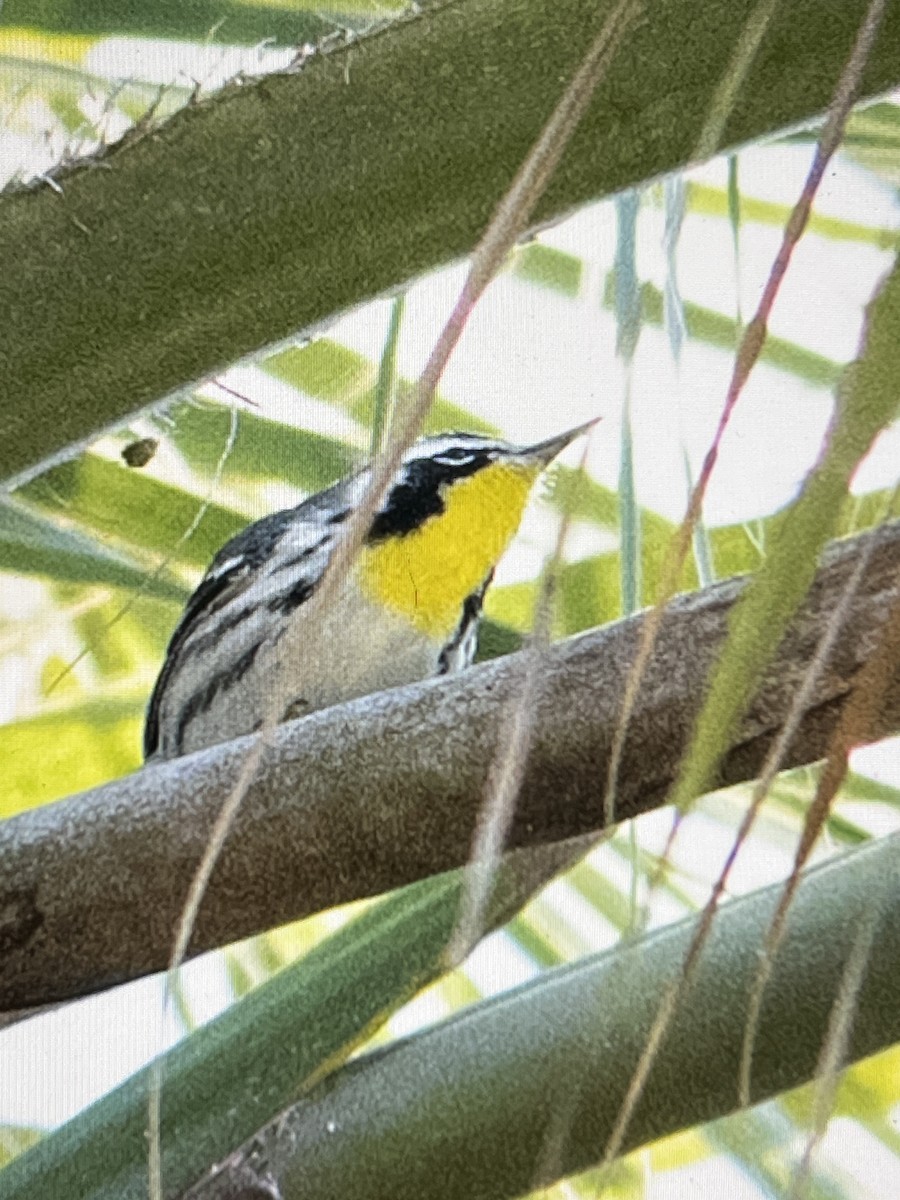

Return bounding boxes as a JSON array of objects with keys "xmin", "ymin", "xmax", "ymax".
[
  {"xmin": 787, "ymin": 895, "xmax": 884, "ymax": 1200},
  {"xmin": 160, "ymin": 0, "xmax": 643, "ymax": 1034},
  {"xmin": 595, "ymin": 0, "xmax": 891, "ymax": 1171},
  {"xmin": 739, "ymin": 536, "xmax": 900, "ymax": 1105},
  {"xmin": 149, "ymin": 3, "xmax": 641, "ymax": 1194},
  {"xmin": 446, "ymin": 432, "xmax": 598, "ymax": 967},
  {"xmin": 602, "ymin": 0, "xmax": 889, "ymax": 833}
]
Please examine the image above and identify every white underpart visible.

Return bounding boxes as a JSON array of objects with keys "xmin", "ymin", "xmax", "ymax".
[
  {"xmin": 192, "ymin": 581, "xmax": 440, "ymax": 757},
  {"xmin": 155, "ymin": 544, "xmax": 446, "ymax": 759}
]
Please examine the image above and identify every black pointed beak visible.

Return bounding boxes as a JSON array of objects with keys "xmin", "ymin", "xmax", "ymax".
[{"xmin": 518, "ymin": 417, "xmax": 601, "ymax": 465}]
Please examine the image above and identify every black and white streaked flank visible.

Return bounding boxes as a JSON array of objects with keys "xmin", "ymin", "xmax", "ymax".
[{"xmin": 144, "ymin": 424, "xmax": 594, "ymax": 762}]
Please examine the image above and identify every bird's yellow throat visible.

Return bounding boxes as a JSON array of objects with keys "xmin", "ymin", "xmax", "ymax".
[{"xmin": 358, "ymin": 461, "xmax": 538, "ymax": 637}]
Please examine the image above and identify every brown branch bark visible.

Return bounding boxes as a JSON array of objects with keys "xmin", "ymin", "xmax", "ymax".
[{"xmin": 1, "ymin": 522, "xmax": 898, "ymax": 1012}]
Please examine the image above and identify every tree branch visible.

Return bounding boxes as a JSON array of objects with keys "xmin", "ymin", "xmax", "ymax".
[{"xmin": 1, "ymin": 522, "xmax": 898, "ymax": 1012}]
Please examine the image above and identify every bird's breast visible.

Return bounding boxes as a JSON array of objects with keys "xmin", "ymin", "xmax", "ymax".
[{"xmin": 357, "ymin": 462, "xmax": 534, "ymax": 637}]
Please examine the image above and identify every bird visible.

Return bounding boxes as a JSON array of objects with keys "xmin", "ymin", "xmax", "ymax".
[{"xmin": 144, "ymin": 420, "xmax": 596, "ymax": 761}]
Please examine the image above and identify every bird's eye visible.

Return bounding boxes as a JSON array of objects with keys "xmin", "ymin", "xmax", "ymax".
[{"xmin": 435, "ymin": 447, "xmax": 476, "ymax": 463}]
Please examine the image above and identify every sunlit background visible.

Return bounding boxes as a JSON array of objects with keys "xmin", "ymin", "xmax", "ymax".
[{"xmin": 1, "ymin": 5, "xmax": 900, "ymax": 1196}]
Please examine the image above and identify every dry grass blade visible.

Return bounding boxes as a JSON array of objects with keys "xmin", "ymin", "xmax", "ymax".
[
  {"xmin": 787, "ymin": 897, "xmax": 883, "ymax": 1200},
  {"xmin": 638, "ymin": 486, "xmax": 896, "ymax": 971},
  {"xmin": 597, "ymin": 508, "xmax": 889, "ymax": 1180},
  {"xmin": 161, "ymin": 0, "xmax": 643, "ymax": 1010},
  {"xmin": 595, "ymin": 0, "xmax": 889, "ymax": 1173},
  {"xmin": 739, "ymin": 546, "xmax": 900, "ymax": 1105},
  {"xmin": 446, "ymin": 436, "xmax": 596, "ymax": 968},
  {"xmin": 692, "ymin": 0, "xmax": 781, "ymax": 161},
  {"xmin": 148, "ymin": 3, "xmax": 643, "ymax": 1196},
  {"xmin": 44, "ymin": 404, "xmax": 239, "ymax": 699},
  {"xmin": 601, "ymin": 0, "xmax": 889, "ymax": 830}
]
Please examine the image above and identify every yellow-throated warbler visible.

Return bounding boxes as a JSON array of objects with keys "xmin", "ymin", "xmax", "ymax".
[{"xmin": 144, "ymin": 421, "xmax": 594, "ymax": 761}]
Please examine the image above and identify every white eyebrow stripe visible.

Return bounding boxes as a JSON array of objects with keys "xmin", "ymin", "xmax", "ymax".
[
  {"xmin": 406, "ymin": 434, "xmax": 505, "ymax": 460},
  {"xmin": 432, "ymin": 449, "xmax": 479, "ymax": 462}
]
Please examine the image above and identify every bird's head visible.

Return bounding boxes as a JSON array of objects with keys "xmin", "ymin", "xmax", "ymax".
[{"xmin": 359, "ymin": 420, "xmax": 598, "ymax": 637}]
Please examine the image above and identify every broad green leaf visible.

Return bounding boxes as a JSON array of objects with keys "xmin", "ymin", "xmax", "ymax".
[
  {"xmin": 95, "ymin": 831, "xmax": 897, "ymax": 1200},
  {"xmin": 0, "ymin": 498, "xmax": 185, "ymax": 599},
  {"xmin": 9, "ymin": 0, "xmax": 899, "ymax": 485},
  {"xmin": 512, "ymin": 242, "xmax": 583, "ymax": 297},
  {"xmin": 684, "ymin": 180, "xmax": 899, "ymax": 249},
  {"xmin": 0, "ymin": 1, "xmax": 354, "ymax": 45},
  {"xmin": 166, "ymin": 399, "xmax": 357, "ymax": 492},
  {"xmin": 0, "ymin": 696, "xmax": 145, "ymax": 817},
  {"xmin": 20, "ymin": 455, "xmax": 246, "ymax": 568},
  {"xmin": 835, "ymin": 768, "xmax": 900, "ymax": 808},
  {"xmin": 0, "ymin": 1127, "xmax": 43, "ymax": 1170},
  {"xmin": 0, "ymin": 844, "xmax": 579, "ymax": 1200},
  {"xmin": 671, "ymin": 255, "xmax": 900, "ymax": 811},
  {"xmin": 263, "ymin": 339, "xmax": 498, "ymax": 437},
  {"xmin": 604, "ymin": 273, "xmax": 844, "ymax": 389},
  {"xmin": 473, "ymin": 616, "xmax": 523, "ymax": 661},
  {"xmin": 264, "ymin": 339, "xmax": 372, "ymax": 405}
]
